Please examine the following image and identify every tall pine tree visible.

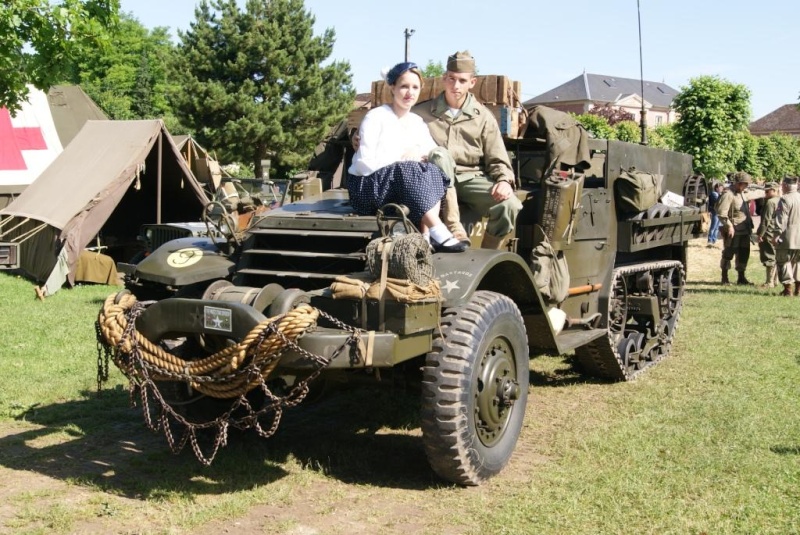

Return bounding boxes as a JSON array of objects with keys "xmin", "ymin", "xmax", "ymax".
[{"xmin": 171, "ymin": 0, "xmax": 354, "ymax": 178}]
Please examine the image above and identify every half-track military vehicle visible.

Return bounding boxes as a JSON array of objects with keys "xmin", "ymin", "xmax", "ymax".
[{"xmin": 98, "ymin": 103, "xmax": 705, "ymax": 486}]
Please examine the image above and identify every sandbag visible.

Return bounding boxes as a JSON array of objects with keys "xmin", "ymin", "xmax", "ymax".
[{"xmin": 615, "ymin": 167, "xmax": 661, "ymax": 216}]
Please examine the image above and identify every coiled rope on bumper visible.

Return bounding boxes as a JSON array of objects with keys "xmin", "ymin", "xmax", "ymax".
[{"xmin": 97, "ymin": 291, "xmax": 320, "ymax": 399}]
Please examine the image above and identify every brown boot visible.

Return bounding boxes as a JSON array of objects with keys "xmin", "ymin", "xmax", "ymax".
[
  {"xmin": 480, "ymin": 233, "xmax": 506, "ymax": 250},
  {"xmin": 441, "ymin": 187, "xmax": 470, "ymax": 246},
  {"xmin": 780, "ymin": 283, "xmax": 792, "ymax": 296},
  {"xmin": 721, "ymin": 270, "xmax": 730, "ymax": 285},
  {"xmin": 736, "ymin": 270, "xmax": 752, "ymax": 285}
]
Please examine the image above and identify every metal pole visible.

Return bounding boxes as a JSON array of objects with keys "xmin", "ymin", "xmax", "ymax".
[
  {"xmin": 637, "ymin": 0, "xmax": 648, "ymax": 145},
  {"xmin": 404, "ymin": 28, "xmax": 415, "ymax": 62}
]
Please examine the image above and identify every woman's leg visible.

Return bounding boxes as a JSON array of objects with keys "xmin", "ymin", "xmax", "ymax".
[{"xmin": 421, "ymin": 202, "xmax": 466, "ymax": 252}]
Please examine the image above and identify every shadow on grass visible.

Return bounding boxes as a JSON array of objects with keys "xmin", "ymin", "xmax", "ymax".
[
  {"xmin": 685, "ymin": 281, "xmax": 782, "ymax": 296},
  {"xmin": 0, "ymin": 382, "xmax": 447, "ymax": 496},
  {"xmin": 770, "ymin": 445, "xmax": 800, "ymax": 455}
]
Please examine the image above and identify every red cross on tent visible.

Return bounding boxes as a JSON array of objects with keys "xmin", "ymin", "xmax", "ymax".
[{"xmin": 0, "ymin": 107, "xmax": 48, "ymax": 170}]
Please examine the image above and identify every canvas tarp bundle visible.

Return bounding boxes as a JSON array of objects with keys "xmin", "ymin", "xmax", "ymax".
[{"xmin": 614, "ymin": 167, "xmax": 662, "ymax": 216}]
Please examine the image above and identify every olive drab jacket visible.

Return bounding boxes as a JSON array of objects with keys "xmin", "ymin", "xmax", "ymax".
[
  {"xmin": 414, "ymin": 92, "xmax": 515, "ymax": 185},
  {"xmin": 774, "ymin": 190, "xmax": 800, "ymax": 250},
  {"xmin": 716, "ymin": 188, "xmax": 763, "ymax": 236},
  {"xmin": 757, "ymin": 196, "xmax": 779, "ymax": 240}
]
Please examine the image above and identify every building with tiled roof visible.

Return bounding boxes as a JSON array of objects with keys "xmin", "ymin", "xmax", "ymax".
[
  {"xmin": 524, "ymin": 72, "xmax": 679, "ymax": 127},
  {"xmin": 749, "ymin": 104, "xmax": 800, "ymax": 137}
]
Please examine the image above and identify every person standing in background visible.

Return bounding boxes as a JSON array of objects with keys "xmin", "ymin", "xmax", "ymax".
[
  {"xmin": 772, "ymin": 176, "xmax": 800, "ymax": 296},
  {"xmin": 707, "ymin": 180, "xmax": 724, "ymax": 247},
  {"xmin": 756, "ymin": 181, "xmax": 780, "ymax": 288}
]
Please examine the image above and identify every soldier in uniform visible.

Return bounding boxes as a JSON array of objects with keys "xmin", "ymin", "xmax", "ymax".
[
  {"xmin": 772, "ymin": 176, "xmax": 800, "ymax": 296},
  {"xmin": 414, "ymin": 51, "xmax": 522, "ymax": 249},
  {"xmin": 756, "ymin": 181, "xmax": 780, "ymax": 288},
  {"xmin": 716, "ymin": 171, "xmax": 764, "ymax": 285}
]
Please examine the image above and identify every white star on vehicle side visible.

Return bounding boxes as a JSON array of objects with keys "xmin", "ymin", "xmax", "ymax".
[
  {"xmin": 442, "ymin": 279, "xmax": 460, "ymax": 293},
  {"xmin": 212, "ymin": 315, "xmax": 223, "ymax": 328}
]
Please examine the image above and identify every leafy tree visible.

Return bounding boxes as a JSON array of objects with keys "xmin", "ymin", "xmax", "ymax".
[
  {"xmin": 573, "ymin": 113, "xmax": 615, "ymax": 140},
  {"xmin": 614, "ymin": 120, "xmax": 640, "ymax": 143},
  {"xmin": 66, "ymin": 13, "xmax": 180, "ymax": 128},
  {"xmin": 756, "ymin": 133, "xmax": 800, "ymax": 179},
  {"xmin": 421, "ymin": 60, "xmax": 444, "ymax": 78},
  {"xmin": 647, "ymin": 124, "xmax": 676, "ymax": 150},
  {"xmin": 0, "ymin": 0, "xmax": 119, "ymax": 112},
  {"xmin": 589, "ymin": 103, "xmax": 634, "ymax": 126},
  {"xmin": 672, "ymin": 75, "xmax": 751, "ymax": 178},
  {"xmin": 734, "ymin": 131, "xmax": 761, "ymax": 178},
  {"xmin": 170, "ymin": 0, "xmax": 354, "ymax": 179}
]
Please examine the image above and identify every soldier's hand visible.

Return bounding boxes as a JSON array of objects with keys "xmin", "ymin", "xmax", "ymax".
[{"xmin": 491, "ymin": 181, "xmax": 514, "ymax": 202}]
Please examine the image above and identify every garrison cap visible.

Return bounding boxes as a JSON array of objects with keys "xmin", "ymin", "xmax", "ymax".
[
  {"xmin": 446, "ymin": 50, "xmax": 476, "ymax": 74},
  {"xmin": 782, "ymin": 176, "xmax": 799, "ymax": 185},
  {"xmin": 764, "ymin": 181, "xmax": 779, "ymax": 191}
]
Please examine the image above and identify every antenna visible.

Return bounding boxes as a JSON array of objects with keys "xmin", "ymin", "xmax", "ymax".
[
  {"xmin": 404, "ymin": 28, "xmax": 415, "ymax": 62},
  {"xmin": 637, "ymin": 0, "xmax": 648, "ymax": 145}
]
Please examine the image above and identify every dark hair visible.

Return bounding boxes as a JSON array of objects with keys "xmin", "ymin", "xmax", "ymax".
[{"xmin": 386, "ymin": 61, "xmax": 420, "ymax": 86}]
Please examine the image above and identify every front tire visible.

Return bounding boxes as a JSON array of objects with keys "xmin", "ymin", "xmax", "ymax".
[{"xmin": 421, "ymin": 291, "xmax": 529, "ymax": 486}]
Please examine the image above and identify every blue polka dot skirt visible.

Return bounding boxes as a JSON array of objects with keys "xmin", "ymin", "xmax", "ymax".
[{"xmin": 347, "ymin": 161, "xmax": 450, "ymax": 224}]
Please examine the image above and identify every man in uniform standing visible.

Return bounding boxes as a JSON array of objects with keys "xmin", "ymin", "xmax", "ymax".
[
  {"xmin": 415, "ymin": 51, "xmax": 522, "ymax": 249},
  {"xmin": 716, "ymin": 172, "xmax": 764, "ymax": 285},
  {"xmin": 756, "ymin": 181, "xmax": 780, "ymax": 288},
  {"xmin": 772, "ymin": 176, "xmax": 800, "ymax": 296}
]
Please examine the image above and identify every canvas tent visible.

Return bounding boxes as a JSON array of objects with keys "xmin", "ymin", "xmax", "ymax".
[
  {"xmin": 0, "ymin": 120, "xmax": 209, "ymax": 295},
  {"xmin": 0, "ymin": 85, "xmax": 107, "ymax": 209}
]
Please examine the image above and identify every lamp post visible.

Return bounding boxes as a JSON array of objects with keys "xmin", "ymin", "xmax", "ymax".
[
  {"xmin": 404, "ymin": 28, "xmax": 415, "ymax": 62},
  {"xmin": 637, "ymin": 0, "xmax": 648, "ymax": 145}
]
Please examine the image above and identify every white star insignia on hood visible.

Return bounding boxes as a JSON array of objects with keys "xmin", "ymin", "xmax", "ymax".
[{"xmin": 442, "ymin": 279, "xmax": 460, "ymax": 293}]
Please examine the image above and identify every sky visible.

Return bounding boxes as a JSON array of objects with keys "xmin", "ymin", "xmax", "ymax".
[{"xmin": 119, "ymin": 0, "xmax": 799, "ymax": 121}]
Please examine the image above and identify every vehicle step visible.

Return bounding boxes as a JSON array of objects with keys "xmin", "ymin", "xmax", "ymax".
[{"xmin": 555, "ymin": 327, "xmax": 607, "ymax": 354}]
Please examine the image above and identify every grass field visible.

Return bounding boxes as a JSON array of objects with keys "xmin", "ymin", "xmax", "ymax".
[{"xmin": 0, "ymin": 240, "xmax": 798, "ymax": 535}]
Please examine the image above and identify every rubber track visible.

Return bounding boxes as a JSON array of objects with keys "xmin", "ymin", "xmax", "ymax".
[{"xmin": 573, "ymin": 260, "xmax": 684, "ymax": 381}]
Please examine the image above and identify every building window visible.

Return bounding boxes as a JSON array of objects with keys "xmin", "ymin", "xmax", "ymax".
[{"xmin": 656, "ymin": 115, "xmax": 663, "ymax": 125}]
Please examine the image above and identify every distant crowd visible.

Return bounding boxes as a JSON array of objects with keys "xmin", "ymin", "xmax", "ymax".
[{"xmin": 706, "ymin": 172, "xmax": 800, "ymax": 296}]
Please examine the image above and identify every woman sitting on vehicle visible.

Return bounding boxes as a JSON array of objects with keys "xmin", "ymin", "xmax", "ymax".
[{"xmin": 347, "ymin": 61, "xmax": 466, "ymax": 253}]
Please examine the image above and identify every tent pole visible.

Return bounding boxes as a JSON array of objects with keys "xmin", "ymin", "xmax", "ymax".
[{"xmin": 157, "ymin": 130, "xmax": 163, "ymax": 223}]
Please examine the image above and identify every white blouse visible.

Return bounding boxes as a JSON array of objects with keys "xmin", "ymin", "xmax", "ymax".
[{"xmin": 348, "ymin": 104, "xmax": 438, "ymax": 176}]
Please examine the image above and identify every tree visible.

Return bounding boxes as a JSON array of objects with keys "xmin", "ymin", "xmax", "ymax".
[
  {"xmin": 0, "ymin": 0, "xmax": 119, "ymax": 112},
  {"xmin": 66, "ymin": 13, "xmax": 180, "ymax": 128},
  {"xmin": 421, "ymin": 60, "xmax": 444, "ymax": 78},
  {"xmin": 672, "ymin": 75, "xmax": 751, "ymax": 178},
  {"xmin": 756, "ymin": 133, "xmax": 800, "ymax": 179},
  {"xmin": 734, "ymin": 131, "xmax": 760, "ymax": 178},
  {"xmin": 589, "ymin": 103, "xmax": 634, "ymax": 126},
  {"xmin": 646, "ymin": 124, "xmax": 676, "ymax": 150},
  {"xmin": 170, "ymin": 0, "xmax": 354, "ymax": 179},
  {"xmin": 614, "ymin": 120, "xmax": 640, "ymax": 143},
  {"xmin": 573, "ymin": 113, "xmax": 616, "ymax": 140}
]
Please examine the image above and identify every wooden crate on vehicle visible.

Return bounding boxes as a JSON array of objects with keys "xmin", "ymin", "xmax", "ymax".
[{"xmin": 351, "ymin": 75, "xmax": 525, "ymax": 138}]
